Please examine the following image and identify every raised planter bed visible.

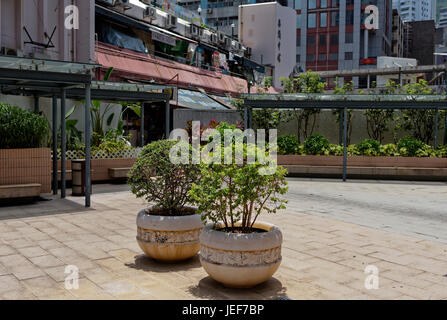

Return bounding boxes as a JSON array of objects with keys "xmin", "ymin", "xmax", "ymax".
[
  {"xmin": 278, "ymin": 155, "xmax": 447, "ymax": 181},
  {"xmin": 0, "ymin": 148, "xmax": 51, "ymax": 194}
]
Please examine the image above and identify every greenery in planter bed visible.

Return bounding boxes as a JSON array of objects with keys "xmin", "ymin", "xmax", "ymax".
[
  {"xmin": 128, "ymin": 140, "xmax": 200, "ymax": 216},
  {"xmin": 0, "ymin": 103, "xmax": 49, "ymax": 149},
  {"xmin": 190, "ymin": 123, "xmax": 288, "ymax": 234},
  {"xmin": 278, "ymin": 133, "xmax": 447, "ymax": 158}
]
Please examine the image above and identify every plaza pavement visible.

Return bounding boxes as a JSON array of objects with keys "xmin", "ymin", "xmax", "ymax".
[{"xmin": 0, "ymin": 179, "xmax": 446, "ymax": 300}]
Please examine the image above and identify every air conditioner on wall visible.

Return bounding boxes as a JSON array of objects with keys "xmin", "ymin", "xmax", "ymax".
[
  {"xmin": 0, "ymin": 47, "xmax": 23, "ymax": 57},
  {"xmin": 210, "ymin": 33, "xmax": 218, "ymax": 44},
  {"xmin": 224, "ymin": 37, "xmax": 232, "ymax": 48},
  {"xmin": 246, "ymin": 47, "xmax": 252, "ymax": 56},
  {"xmin": 217, "ymin": 32, "xmax": 225, "ymax": 43},
  {"xmin": 143, "ymin": 7, "xmax": 156, "ymax": 20},
  {"xmin": 166, "ymin": 14, "xmax": 177, "ymax": 29},
  {"xmin": 189, "ymin": 24, "xmax": 200, "ymax": 38},
  {"xmin": 114, "ymin": 0, "xmax": 132, "ymax": 10}
]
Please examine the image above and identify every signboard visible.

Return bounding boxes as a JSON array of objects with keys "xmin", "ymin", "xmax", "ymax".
[
  {"xmin": 152, "ymin": 31, "xmax": 176, "ymax": 46},
  {"xmin": 360, "ymin": 58, "xmax": 377, "ymax": 65}
]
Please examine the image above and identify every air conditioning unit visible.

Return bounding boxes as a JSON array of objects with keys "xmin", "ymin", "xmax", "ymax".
[
  {"xmin": 217, "ymin": 32, "xmax": 225, "ymax": 43},
  {"xmin": 0, "ymin": 47, "xmax": 23, "ymax": 57},
  {"xmin": 207, "ymin": 8, "xmax": 213, "ymax": 14},
  {"xmin": 236, "ymin": 42, "xmax": 243, "ymax": 51},
  {"xmin": 114, "ymin": 0, "xmax": 132, "ymax": 10},
  {"xmin": 246, "ymin": 47, "xmax": 252, "ymax": 56},
  {"xmin": 166, "ymin": 14, "xmax": 177, "ymax": 29},
  {"xmin": 189, "ymin": 24, "xmax": 200, "ymax": 38},
  {"xmin": 101, "ymin": 0, "xmax": 115, "ymax": 6},
  {"xmin": 143, "ymin": 7, "xmax": 156, "ymax": 20},
  {"xmin": 224, "ymin": 37, "xmax": 232, "ymax": 48},
  {"xmin": 210, "ymin": 33, "xmax": 218, "ymax": 44}
]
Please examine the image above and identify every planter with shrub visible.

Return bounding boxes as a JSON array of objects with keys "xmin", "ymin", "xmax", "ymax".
[
  {"xmin": 277, "ymin": 134, "xmax": 447, "ymax": 180},
  {"xmin": 128, "ymin": 140, "xmax": 203, "ymax": 262},
  {"xmin": 191, "ymin": 134, "xmax": 288, "ymax": 288},
  {"xmin": 0, "ymin": 104, "xmax": 51, "ymax": 194}
]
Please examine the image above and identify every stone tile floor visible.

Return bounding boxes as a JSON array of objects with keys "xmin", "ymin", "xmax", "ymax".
[{"xmin": 0, "ymin": 179, "xmax": 446, "ymax": 300}]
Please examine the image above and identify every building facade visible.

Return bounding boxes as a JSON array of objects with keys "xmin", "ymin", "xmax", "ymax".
[
  {"xmin": 238, "ymin": 2, "xmax": 297, "ymax": 87},
  {"xmin": 392, "ymin": 9, "xmax": 404, "ymax": 57},
  {"xmin": 393, "ymin": 0, "xmax": 433, "ymax": 22},
  {"xmin": 293, "ymin": 0, "xmax": 393, "ymax": 86},
  {"xmin": 403, "ymin": 20, "xmax": 436, "ymax": 65}
]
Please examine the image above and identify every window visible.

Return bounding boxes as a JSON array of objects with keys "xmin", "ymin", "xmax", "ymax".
[
  {"xmin": 320, "ymin": 13, "xmax": 327, "ymax": 27},
  {"xmin": 345, "ymin": 52, "xmax": 353, "ymax": 60},
  {"xmin": 319, "ymin": 53, "xmax": 327, "ymax": 61},
  {"xmin": 320, "ymin": 0, "xmax": 327, "ymax": 8},
  {"xmin": 307, "ymin": 54, "xmax": 315, "ymax": 62},
  {"xmin": 319, "ymin": 34, "xmax": 327, "ymax": 45},
  {"xmin": 346, "ymin": 10, "xmax": 354, "ymax": 25},
  {"xmin": 308, "ymin": 0, "xmax": 317, "ymax": 9},
  {"xmin": 331, "ymin": 12, "xmax": 339, "ymax": 26},
  {"xmin": 308, "ymin": 13, "xmax": 316, "ymax": 28},
  {"xmin": 297, "ymin": 34, "xmax": 301, "ymax": 47},
  {"xmin": 307, "ymin": 35, "xmax": 315, "ymax": 46},
  {"xmin": 329, "ymin": 53, "xmax": 338, "ymax": 61},
  {"xmin": 297, "ymin": 14, "xmax": 301, "ymax": 28},
  {"xmin": 330, "ymin": 34, "xmax": 338, "ymax": 45},
  {"xmin": 296, "ymin": 54, "xmax": 301, "ymax": 63},
  {"xmin": 294, "ymin": 0, "xmax": 302, "ymax": 9}
]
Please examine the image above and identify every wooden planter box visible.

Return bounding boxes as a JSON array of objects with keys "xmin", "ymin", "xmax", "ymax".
[
  {"xmin": 0, "ymin": 148, "xmax": 51, "ymax": 194},
  {"xmin": 55, "ymin": 158, "xmax": 137, "ymax": 182},
  {"xmin": 278, "ymin": 155, "xmax": 447, "ymax": 181}
]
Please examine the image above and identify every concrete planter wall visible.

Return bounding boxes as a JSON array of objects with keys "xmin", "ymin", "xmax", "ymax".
[
  {"xmin": 278, "ymin": 155, "xmax": 447, "ymax": 180},
  {"xmin": 56, "ymin": 158, "xmax": 137, "ymax": 182},
  {"xmin": 200, "ymin": 222, "xmax": 283, "ymax": 288},
  {"xmin": 0, "ymin": 148, "xmax": 51, "ymax": 193}
]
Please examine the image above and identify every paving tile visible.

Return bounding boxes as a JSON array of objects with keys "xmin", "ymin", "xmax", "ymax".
[
  {"xmin": 29, "ymin": 255, "xmax": 65, "ymax": 268},
  {"xmin": 18, "ymin": 247, "xmax": 48, "ymax": 258},
  {"xmin": 0, "ymin": 275, "xmax": 23, "ymax": 294}
]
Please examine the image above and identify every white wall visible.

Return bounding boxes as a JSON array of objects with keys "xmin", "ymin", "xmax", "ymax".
[
  {"xmin": 0, "ymin": 0, "xmax": 95, "ymax": 62},
  {"xmin": 239, "ymin": 2, "xmax": 296, "ymax": 88}
]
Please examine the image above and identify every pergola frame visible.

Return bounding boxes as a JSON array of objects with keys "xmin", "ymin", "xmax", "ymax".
[
  {"xmin": 243, "ymin": 93, "xmax": 447, "ymax": 181},
  {"xmin": 0, "ymin": 57, "xmax": 172, "ymax": 208}
]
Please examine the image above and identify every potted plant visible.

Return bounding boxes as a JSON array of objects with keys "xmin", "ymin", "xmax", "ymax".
[
  {"xmin": 128, "ymin": 140, "xmax": 203, "ymax": 262},
  {"xmin": 190, "ymin": 139, "xmax": 288, "ymax": 288}
]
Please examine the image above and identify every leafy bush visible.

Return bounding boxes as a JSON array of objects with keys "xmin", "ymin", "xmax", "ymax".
[
  {"xmin": 397, "ymin": 136, "xmax": 425, "ymax": 157},
  {"xmin": 278, "ymin": 135, "xmax": 300, "ymax": 155},
  {"xmin": 128, "ymin": 140, "xmax": 200, "ymax": 215},
  {"xmin": 0, "ymin": 104, "xmax": 49, "ymax": 149},
  {"xmin": 356, "ymin": 139, "xmax": 381, "ymax": 156},
  {"xmin": 379, "ymin": 144, "xmax": 400, "ymax": 157},
  {"xmin": 190, "ymin": 143, "xmax": 288, "ymax": 234},
  {"xmin": 303, "ymin": 134, "xmax": 330, "ymax": 155}
]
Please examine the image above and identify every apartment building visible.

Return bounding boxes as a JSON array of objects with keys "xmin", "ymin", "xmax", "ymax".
[{"xmin": 392, "ymin": 0, "xmax": 433, "ymax": 22}]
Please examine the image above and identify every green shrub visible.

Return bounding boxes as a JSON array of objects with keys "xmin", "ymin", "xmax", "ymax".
[
  {"xmin": 0, "ymin": 104, "xmax": 49, "ymax": 149},
  {"xmin": 128, "ymin": 140, "xmax": 200, "ymax": 215},
  {"xmin": 303, "ymin": 134, "xmax": 330, "ymax": 155},
  {"xmin": 397, "ymin": 136, "xmax": 425, "ymax": 157},
  {"xmin": 379, "ymin": 144, "xmax": 400, "ymax": 157},
  {"xmin": 356, "ymin": 139, "xmax": 381, "ymax": 156},
  {"xmin": 278, "ymin": 135, "xmax": 300, "ymax": 155}
]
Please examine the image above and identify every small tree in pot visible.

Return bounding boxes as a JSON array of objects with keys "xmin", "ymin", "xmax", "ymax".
[
  {"xmin": 128, "ymin": 140, "xmax": 203, "ymax": 262},
  {"xmin": 190, "ymin": 138, "xmax": 288, "ymax": 288}
]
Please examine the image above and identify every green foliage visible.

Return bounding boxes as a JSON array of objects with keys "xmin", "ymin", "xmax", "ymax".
[
  {"xmin": 278, "ymin": 135, "xmax": 300, "ymax": 155},
  {"xmin": 303, "ymin": 134, "xmax": 330, "ymax": 155},
  {"xmin": 0, "ymin": 104, "xmax": 49, "ymax": 149},
  {"xmin": 379, "ymin": 144, "xmax": 400, "ymax": 157},
  {"xmin": 190, "ymin": 142, "xmax": 288, "ymax": 234},
  {"xmin": 397, "ymin": 136, "xmax": 425, "ymax": 157},
  {"xmin": 333, "ymin": 79, "xmax": 355, "ymax": 145},
  {"xmin": 93, "ymin": 129, "xmax": 131, "ymax": 154},
  {"xmin": 128, "ymin": 140, "xmax": 200, "ymax": 215},
  {"xmin": 355, "ymin": 139, "xmax": 381, "ymax": 156},
  {"xmin": 364, "ymin": 109, "xmax": 394, "ymax": 143}
]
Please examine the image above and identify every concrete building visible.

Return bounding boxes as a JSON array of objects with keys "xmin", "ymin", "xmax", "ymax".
[
  {"xmin": 293, "ymin": 0, "xmax": 393, "ymax": 87},
  {"xmin": 435, "ymin": 0, "xmax": 447, "ymax": 26},
  {"xmin": 403, "ymin": 20, "xmax": 436, "ymax": 66},
  {"xmin": 439, "ymin": 6, "xmax": 447, "ymax": 27},
  {"xmin": 238, "ymin": 2, "xmax": 297, "ymax": 87},
  {"xmin": 393, "ymin": 0, "xmax": 433, "ymax": 22},
  {"xmin": 0, "ymin": 0, "xmax": 95, "ymax": 62},
  {"xmin": 392, "ymin": 9, "xmax": 405, "ymax": 57}
]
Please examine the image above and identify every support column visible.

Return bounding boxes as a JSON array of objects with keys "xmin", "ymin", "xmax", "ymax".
[
  {"xmin": 140, "ymin": 102, "xmax": 145, "ymax": 147},
  {"xmin": 60, "ymin": 89, "xmax": 67, "ymax": 198},
  {"xmin": 434, "ymin": 108, "xmax": 439, "ymax": 150},
  {"xmin": 85, "ymin": 84, "xmax": 91, "ymax": 208},
  {"xmin": 34, "ymin": 95, "xmax": 39, "ymax": 114},
  {"xmin": 52, "ymin": 96, "xmax": 58, "ymax": 195},
  {"xmin": 244, "ymin": 104, "xmax": 249, "ymax": 130},
  {"xmin": 339, "ymin": 109, "xmax": 344, "ymax": 145},
  {"xmin": 165, "ymin": 100, "xmax": 170, "ymax": 139},
  {"xmin": 248, "ymin": 107, "xmax": 253, "ymax": 130},
  {"xmin": 342, "ymin": 107, "xmax": 348, "ymax": 182}
]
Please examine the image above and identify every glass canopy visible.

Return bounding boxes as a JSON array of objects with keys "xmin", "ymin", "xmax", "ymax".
[{"xmin": 0, "ymin": 56, "xmax": 99, "ymax": 74}]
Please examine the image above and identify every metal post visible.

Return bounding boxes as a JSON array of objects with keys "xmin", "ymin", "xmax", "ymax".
[
  {"xmin": 244, "ymin": 104, "xmax": 249, "ymax": 130},
  {"xmin": 444, "ymin": 111, "xmax": 447, "ymax": 145},
  {"xmin": 248, "ymin": 107, "xmax": 253, "ymax": 129},
  {"xmin": 85, "ymin": 84, "xmax": 91, "ymax": 208},
  {"xmin": 60, "ymin": 89, "xmax": 67, "ymax": 198},
  {"xmin": 165, "ymin": 100, "xmax": 170, "ymax": 139},
  {"xmin": 434, "ymin": 108, "xmax": 439, "ymax": 150},
  {"xmin": 339, "ymin": 109, "xmax": 344, "ymax": 145},
  {"xmin": 34, "ymin": 95, "xmax": 39, "ymax": 114},
  {"xmin": 342, "ymin": 107, "xmax": 348, "ymax": 182},
  {"xmin": 52, "ymin": 96, "xmax": 58, "ymax": 195},
  {"xmin": 140, "ymin": 102, "xmax": 145, "ymax": 147}
]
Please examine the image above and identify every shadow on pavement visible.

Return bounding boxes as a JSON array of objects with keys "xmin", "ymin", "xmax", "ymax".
[{"xmin": 125, "ymin": 254, "xmax": 203, "ymax": 273}]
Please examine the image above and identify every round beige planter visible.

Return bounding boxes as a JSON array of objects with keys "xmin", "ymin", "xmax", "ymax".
[
  {"xmin": 136, "ymin": 208, "xmax": 204, "ymax": 262},
  {"xmin": 199, "ymin": 221, "xmax": 283, "ymax": 288}
]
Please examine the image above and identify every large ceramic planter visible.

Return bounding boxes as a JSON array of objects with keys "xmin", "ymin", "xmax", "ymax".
[
  {"xmin": 136, "ymin": 208, "xmax": 204, "ymax": 262},
  {"xmin": 200, "ymin": 221, "xmax": 283, "ymax": 288}
]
